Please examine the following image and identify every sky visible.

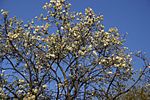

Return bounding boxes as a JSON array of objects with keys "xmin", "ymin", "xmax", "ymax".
[{"xmin": 0, "ymin": 0, "xmax": 149, "ymax": 58}]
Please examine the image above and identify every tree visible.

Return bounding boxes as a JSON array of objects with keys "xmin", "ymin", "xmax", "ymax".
[
  {"xmin": 118, "ymin": 86, "xmax": 150, "ymax": 100},
  {"xmin": 0, "ymin": 0, "xmax": 149, "ymax": 99}
]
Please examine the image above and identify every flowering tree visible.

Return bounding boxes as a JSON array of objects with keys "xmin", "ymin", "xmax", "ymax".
[{"xmin": 0, "ymin": 0, "xmax": 149, "ymax": 99}]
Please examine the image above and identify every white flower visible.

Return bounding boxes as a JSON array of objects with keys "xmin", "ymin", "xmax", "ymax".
[
  {"xmin": 93, "ymin": 50, "xmax": 97, "ymax": 56},
  {"xmin": 146, "ymin": 84, "xmax": 150, "ymax": 87},
  {"xmin": 33, "ymin": 88, "xmax": 38, "ymax": 94},
  {"xmin": 61, "ymin": 26, "xmax": 64, "ymax": 30},
  {"xmin": 0, "ymin": 87, "xmax": 2, "ymax": 91},
  {"xmin": 19, "ymin": 85, "xmax": 24, "ymax": 89},
  {"xmin": 115, "ymin": 56, "xmax": 123, "ymax": 61},
  {"xmin": 19, "ymin": 79, "xmax": 25, "ymax": 83},
  {"xmin": 24, "ymin": 64, "xmax": 27, "ymax": 67},
  {"xmin": 67, "ymin": 46, "xmax": 73, "ymax": 51},
  {"xmin": 49, "ymin": 54, "xmax": 55, "ymax": 58},
  {"xmin": 1, "ymin": 9, "xmax": 4, "ymax": 12},
  {"xmin": 121, "ymin": 63, "xmax": 126, "ymax": 67},
  {"xmin": 101, "ymin": 59, "xmax": 106, "ymax": 63},
  {"xmin": 126, "ymin": 68, "xmax": 130, "ymax": 72},
  {"xmin": 42, "ymin": 84, "xmax": 47, "ymax": 88},
  {"xmin": 2, "ymin": 70, "xmax": 5, "ymax": 73},
  {"xmin": 17, "ymin": 90, "xmax": 23, "ymax": 94},
  {"xmin": 2, "ymin": 11, "xmax": 8, "ymax": 17},
  {"xmin": 107, "ymin": 71, "xmax": 112, "ymax": 74},
  {"xmin": 114, "ymin": 64, "xmax": 120, "ymax": 67},
  {"xmin": 78, "ymin": 50, "xmax": 85, "ymax": 56},
  {"xmin": 88, "ymin": 44, "xmax": 92, "ymax": 50},
  {"xmin": 31, "ymin": 95, "xmax": 36, "ymax": 99},
  {"xmin": 58, "ymin": 83, "xmax": 63, "ymax": 88},
  {"xmin": 8, "ymin": 32, "xmax": 19, "ymax": 39},
  {"xmin": 104, "ymin": 43, "xmax": 108, "ymax": 46}
]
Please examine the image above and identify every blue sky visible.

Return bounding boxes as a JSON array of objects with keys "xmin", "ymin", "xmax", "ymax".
[{"xmin": 0, "ymin": 0, "xmax": 149, "ymax": 55}]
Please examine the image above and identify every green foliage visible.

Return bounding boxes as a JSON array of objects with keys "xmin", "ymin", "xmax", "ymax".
[{"xmin": 118, "ymin": 87, "xmax": 150, "ymax": 100}]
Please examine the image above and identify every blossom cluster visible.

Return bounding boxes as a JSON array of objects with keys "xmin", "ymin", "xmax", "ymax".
[{"xmin": 0, "ymin": 0, "xmax": 146, "ymax": 99}]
